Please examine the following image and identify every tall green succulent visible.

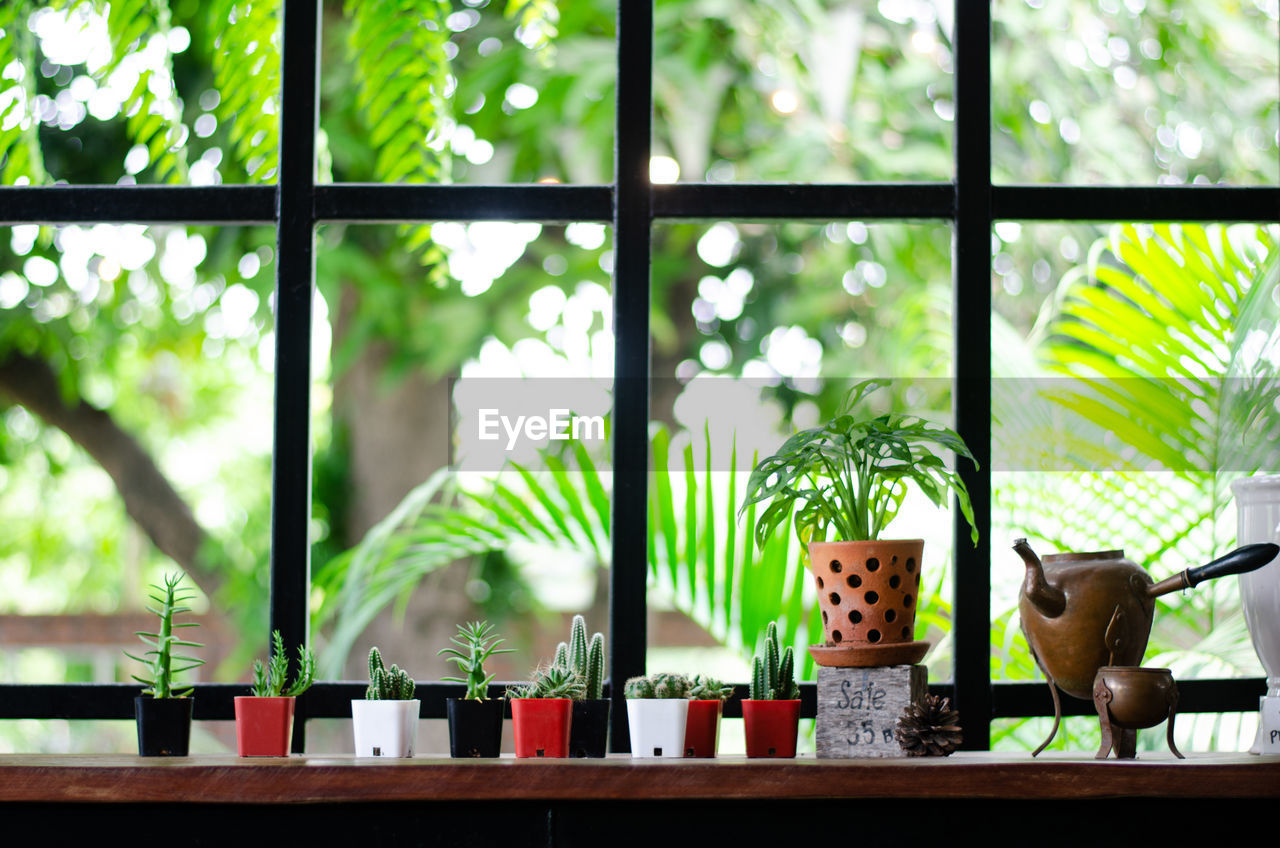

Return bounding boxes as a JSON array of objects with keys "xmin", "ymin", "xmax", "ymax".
[
  {"xmin": 507, "ymin": 665, "xmax": 585, "ymax": 700},
  {"xmin": 124, "ymin": 572, "xmax": 204, "ymax": 699},
  {"xmin": 251, "ymin": 629, "xmax": 316, "ymax": 697},
  {"xmin": 438, "ymin": 620, "xmax": 512, "ymax": 701},
  {"xmin": 624, "ymin": 672, "xmax": 693, "ymax": 699},
  {"xmin": 366, "ymin": 646, "xmax": 416, "ymax": 700},
  {"xmin": 552, "ymin": 615, "xmax": 606, "ymax": 700},
  {"xmin": 749, "ymin": 621, "xmax": 799, "ymax": 701}
]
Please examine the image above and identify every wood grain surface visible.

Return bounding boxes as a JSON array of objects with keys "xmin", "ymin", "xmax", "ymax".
[{"xmin": 0, "ymin": 753, "xmax": 1276, "ymax": 803}]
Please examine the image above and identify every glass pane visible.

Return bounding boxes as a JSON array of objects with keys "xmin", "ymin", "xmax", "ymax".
[
  {"xmin": 320, "ymin": 2, "xmax": 616, "ymax": 185},
  {"xmin": 992, "ymin": 711, "xmax": 1259, "ymax": 754},
  {"xmin": 0, "ymin": 222, "xmax": 276, "ymax": 750},
  {"xmin": 309, "ymin": 220, "xmax": 614, "ymax": 753},
  {"xmin": 990, "ymin": 221, "xmax": 1279, "ymax": 751},
  {"xmin": 652, "ymin": 1, "xmax": 953, "ymax": 183},
  {"xmin": 645, "ymin": 221, "xmax": 958, "ymax": 704},
  {"xmin": 993, "ymin": 0, "xmax": 1280, "ymax": 185},
  {"xmin": 2, "ymin": 3, "xmax": 280, "ymax": 185}
]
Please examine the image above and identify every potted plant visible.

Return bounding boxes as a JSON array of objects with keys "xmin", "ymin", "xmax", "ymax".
[
  {"xmin": 741, "ymin": 621, "xmax": 801, "ymax": 758},
  {"xmin": 124, "ymin": 572, "xmax": 204, "ymax": 757},
  {"xmin": 234, "ymin": 629, "xmax": 315, "ymax": 756},
  {"xmin": 439, "ymin": 620, "xmax": 512, "ymax": 758},
  {"xmin": 351, "ymin": 647, "xmax": 419, "ymax": 757},
  {"xmin": 624, "ymin": 672, "xmax": 691, "ymax": 758},
  {"xmin": 741, "ymin": 378, "xmax": 978, "ymax": 667},
  {"xmin": 507, "ymin": 665, "xmax": 583, "ymax": 758},
  {"xmin": 551, "ymin": 615, "xmax": 608, "ymax": 758},
  {"xmin": 684, "ymin": 674, "xmax": 733, "ymax": 758}
]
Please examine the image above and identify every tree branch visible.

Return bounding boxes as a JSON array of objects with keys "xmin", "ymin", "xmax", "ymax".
[{"xmin": 0, "ymin": 351, "xmax": 218, "ymax": 590}]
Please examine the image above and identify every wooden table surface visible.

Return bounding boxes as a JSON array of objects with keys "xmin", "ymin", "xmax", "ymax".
[{"xmin": 1, "ymin": 752, "xmax": 1276, "ymax": 803}]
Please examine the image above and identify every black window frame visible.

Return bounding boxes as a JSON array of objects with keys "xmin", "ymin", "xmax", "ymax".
[{"xmin": 0, "ymin": 1, "xmax": 1276, "ymax": 753}]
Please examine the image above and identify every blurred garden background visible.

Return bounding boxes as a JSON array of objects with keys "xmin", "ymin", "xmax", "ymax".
[{"xmin": 0, "ymin": 0, "xmax": 1277, "ymax": 753}]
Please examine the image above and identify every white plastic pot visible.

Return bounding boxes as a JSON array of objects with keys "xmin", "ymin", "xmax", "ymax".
[
  {"xmin": 626, "ymin": 698, "xmax": 689, "ymax": 758},
  {"xmin": 1232, "ymin": 475, "xmax": 1280, "ymax": 700},
  {"xmin": 351, "ymin": 699, "xmax": 420, "ymax": 758}
]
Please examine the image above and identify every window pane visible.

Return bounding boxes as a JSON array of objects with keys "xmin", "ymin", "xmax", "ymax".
[
  {"xmin": 652, "ymin": 1, "xmax": 953, "ymax": 183},
  {"xmin": 990, "ymin": 221, "xmax": 1279, "ymax": 752},
  {"xmin": 320, "ymin": 3, "xmax": 616, "ymax": 185},
  {"xmin": 993, "ymin": 0, "xmax": 1280, "ymax": 185},
  {"xmin": 1, "ymin": 3, "xmax": 280, "ymax": 186},
  {"xmin": 646, "ymin": 221, "xmax": 958, "ymax": 708},
  {"xmin": 309, "ymin": 220, "xmax": 613, "ymax": 752}
]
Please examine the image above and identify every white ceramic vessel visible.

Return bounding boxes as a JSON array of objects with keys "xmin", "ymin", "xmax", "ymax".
[
  {"xmin": 626, "ymin": 698, "xmax": 689, "ymax": 758},
  {"xmin": 1231, "ymin": 475, "xmax": 1280, "ymax": 753},
  {"xmin": 351, "ymin": 699, "xmax": 420, "ymax": 757}
]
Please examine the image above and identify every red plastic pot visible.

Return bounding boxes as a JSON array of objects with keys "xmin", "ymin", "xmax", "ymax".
[
  {"xmin": 683, "ymin": 700, "xmax": 723, "ymax": 758},
  {"xmin": 234, "ymin": 696, "xmax": 295, "ymax": 757},
  {"xmin": 511, "ymin": 698, "xmax": 572, "ymax": 758},
  {"xmin": 742, "ymin": 699, "xmax": 801, "ymax": 758}
]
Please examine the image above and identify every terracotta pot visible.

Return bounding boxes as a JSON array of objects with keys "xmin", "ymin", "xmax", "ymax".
[
  {"xmin": 134, "ymin": 696, "xmax": 193, "ymax": 757},
  {"xmin": 742, "ymin": 699, "xmax": 800, "ymax": 758},
  {"xmin": 511, "ymin": 698, "xmax": 572, "ymax": 758},
  {"xmin": 351, "ymin": 699, "xmax": 419, "ymax": 758},
  {"xmin": 446, "ymin": 698, "xmax": 504, "ymax": 758},
  {"xmin": 683, "ymin": 700, "xmax": 723, "ymax": 758},
  {"xmin": 569, "ymin": 699, "xmax": 610, "ymax": 758},
  {"xmin": 234, "ymin": 696, "xmax": 295, "ymax": 757},
  {"xmin": 626, "ymin": 698, "xmax": 688, "ymax": 758},
  {"xmin": 807, "ymin": 539, "xmax": 924, "ymax": 646}
]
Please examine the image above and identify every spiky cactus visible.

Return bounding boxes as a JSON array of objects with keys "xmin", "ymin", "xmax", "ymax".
[
  {"xmin": 366, "ymin": 646, "xmax": 416, "ymax": 700},
  {"xmin": 552, "ymin": 615, "xmax": 606, "ymax": 700},
  {"xmin": 438, "ymin": 620, "xmax": 512, "ymax": 701},
  {"xmin": 124, "ymin": 572, "xmax": 204, "ymax": 699},
  {"xmin": 507, "ymin": 665, "xmax": 586, "ymax": 700},
  {"xmin": 250, "ymin": 629, "xmax": 316, "ymax": 697},
  {"xmin": 749, "ymin": 621, "xmax": 800, "ymax": 701},
  {"xmin": 687, "ymin": 674, "xmax": 734, "ymax": 702},
  {"xmin": 624, "ymin": 672, "xmax": 692, "ymax": 699}
]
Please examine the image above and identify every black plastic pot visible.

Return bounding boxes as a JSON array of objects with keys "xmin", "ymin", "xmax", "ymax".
[
  {"xmin": 134, "ymin": 695, "xmax": 194, "ymax": 756},
  {"xmin": 446, "ymin": 698, "xmax": 504, "ymax": 758},
  {"xmin": 570, "ymin": 699, "xmax": 609, "ymax": 758}
]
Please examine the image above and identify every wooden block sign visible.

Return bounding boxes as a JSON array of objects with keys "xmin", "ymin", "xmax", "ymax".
[{"xmin": 816, "ymin": 664, "xmax": 927, "ymax": 759}]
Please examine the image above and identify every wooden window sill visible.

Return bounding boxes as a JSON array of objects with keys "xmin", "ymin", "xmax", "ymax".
[{"xmin": 1, "ymin": 752, "xmax": 1276, "ymax": 803}]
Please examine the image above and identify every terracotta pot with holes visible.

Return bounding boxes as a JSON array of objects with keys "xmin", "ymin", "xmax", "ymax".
[{"xmin": 806, "ymin": 540, "xmax": 929, "ymax": 668}]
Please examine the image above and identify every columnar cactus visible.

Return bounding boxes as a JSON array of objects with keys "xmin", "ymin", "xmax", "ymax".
[
  {"xmin": 366, "ymin": 646, "xmax": 416, "ymax": 700},
  {"xmin": 749, "ymin": 621, "xmax": 799, "ymax": 701},
  {"xmin": 553, "ymin": 615, "xmax": 606, "ymax": 700}
]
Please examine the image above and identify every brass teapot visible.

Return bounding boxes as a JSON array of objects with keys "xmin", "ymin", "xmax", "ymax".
[{"xmin": 1013, "ymin": 538, "xmax": 1278, "ymax": 755}]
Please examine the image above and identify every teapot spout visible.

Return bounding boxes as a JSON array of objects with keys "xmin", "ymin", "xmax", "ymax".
[{"xmin": 1014, "ymin": 538, "xmax": 1066, "ymax": 619}]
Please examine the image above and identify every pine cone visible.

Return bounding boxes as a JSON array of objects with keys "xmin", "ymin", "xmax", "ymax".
[{"xmin": 895, "ymin": 694, "xmax": 962, "ymax": 757}]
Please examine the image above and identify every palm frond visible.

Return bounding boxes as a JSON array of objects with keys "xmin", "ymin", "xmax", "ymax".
[
  {"xmin": 205, "ymin": 0, "xmax": 281, "ymax": 182},
  {"xmin": 0, "ymin": 0, "xmax": 47, "ymax": 184}
]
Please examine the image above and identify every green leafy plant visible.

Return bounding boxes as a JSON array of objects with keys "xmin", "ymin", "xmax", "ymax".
[
  {"xmin": 438, "ymin": 620, "xmax": 513, "ymax": 701},
  {"xmin": 687, "ymin": 674, "xmax": 734, "ymax": 702},
  {"xmin": 506, "ymin": 665, "xmax": 585, "ymax": 700},
  {"xmin": 124, "ymin": 572, "xmax": 204, "ymax": 699},
  {"xmin": 749, "ymin": 621, "xmax": 799, "ymax": 701},
  {"xmin": 250, "ymin": 630, "xmax": 316, "ymax": 698},
  {"xmin": 551, "ymin": 615, "xmax": 605, "ymax": 700},
  {"xmin": 623, "ymin": 673, "xmax": 693, "ymax": 699},
  {"xmin": 740, "ymin": 379, "xmax": 979, "ymax": 548},
  {"xmin": 365, "ymin": 647, "xmax": 416, "ymax": 700}
]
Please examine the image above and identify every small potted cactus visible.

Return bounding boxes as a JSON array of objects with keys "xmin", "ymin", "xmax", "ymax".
[
  {"xmin": 552, "ymin": 615, "xmax": 608, "ymax": 758},
  {"xmin": 124, "ymin": 572, "xmax": 204, "ymax": 757},
  {"xmin": 234, "ymin": 629, "xmax": 315, "ymax": 756},
  {"xmin": 439, "ymin": 620, "xmax": 512, "ymax": 758},
  {"xmin": 351, "ymin": 647, "xmax": 419, "ymax": 757},
  {"xmin": 741, "ymin": 621, "xmax": 801, "ymax": 758},
  {"xmin": 507, "ymin": 665, "xmax": 584, "ymax": 758},
  {"xmin": 624, "ymin": 672, "xmax": 692, "ymax": 758},
  {"xmin": 684, "ymin": 674, "xmax": 734, "ymax": 758}
]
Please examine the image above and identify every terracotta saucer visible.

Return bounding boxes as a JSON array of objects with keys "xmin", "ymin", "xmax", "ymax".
[{"xmin": 807, "ymin": 640, "xmax": 931, "ymax": 668}]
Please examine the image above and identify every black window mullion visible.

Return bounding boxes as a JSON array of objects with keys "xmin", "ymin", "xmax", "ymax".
[
  {"xmin": 608, "ymin": 0, "xmax": 654, "ymax": 752},
  {"xmin": 270, "ymin": 0, "xmax": 321, "ymax": 752},
  {"xmin": 952, "ymin": 0, "xmax": 994, "ymax": 750}
]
